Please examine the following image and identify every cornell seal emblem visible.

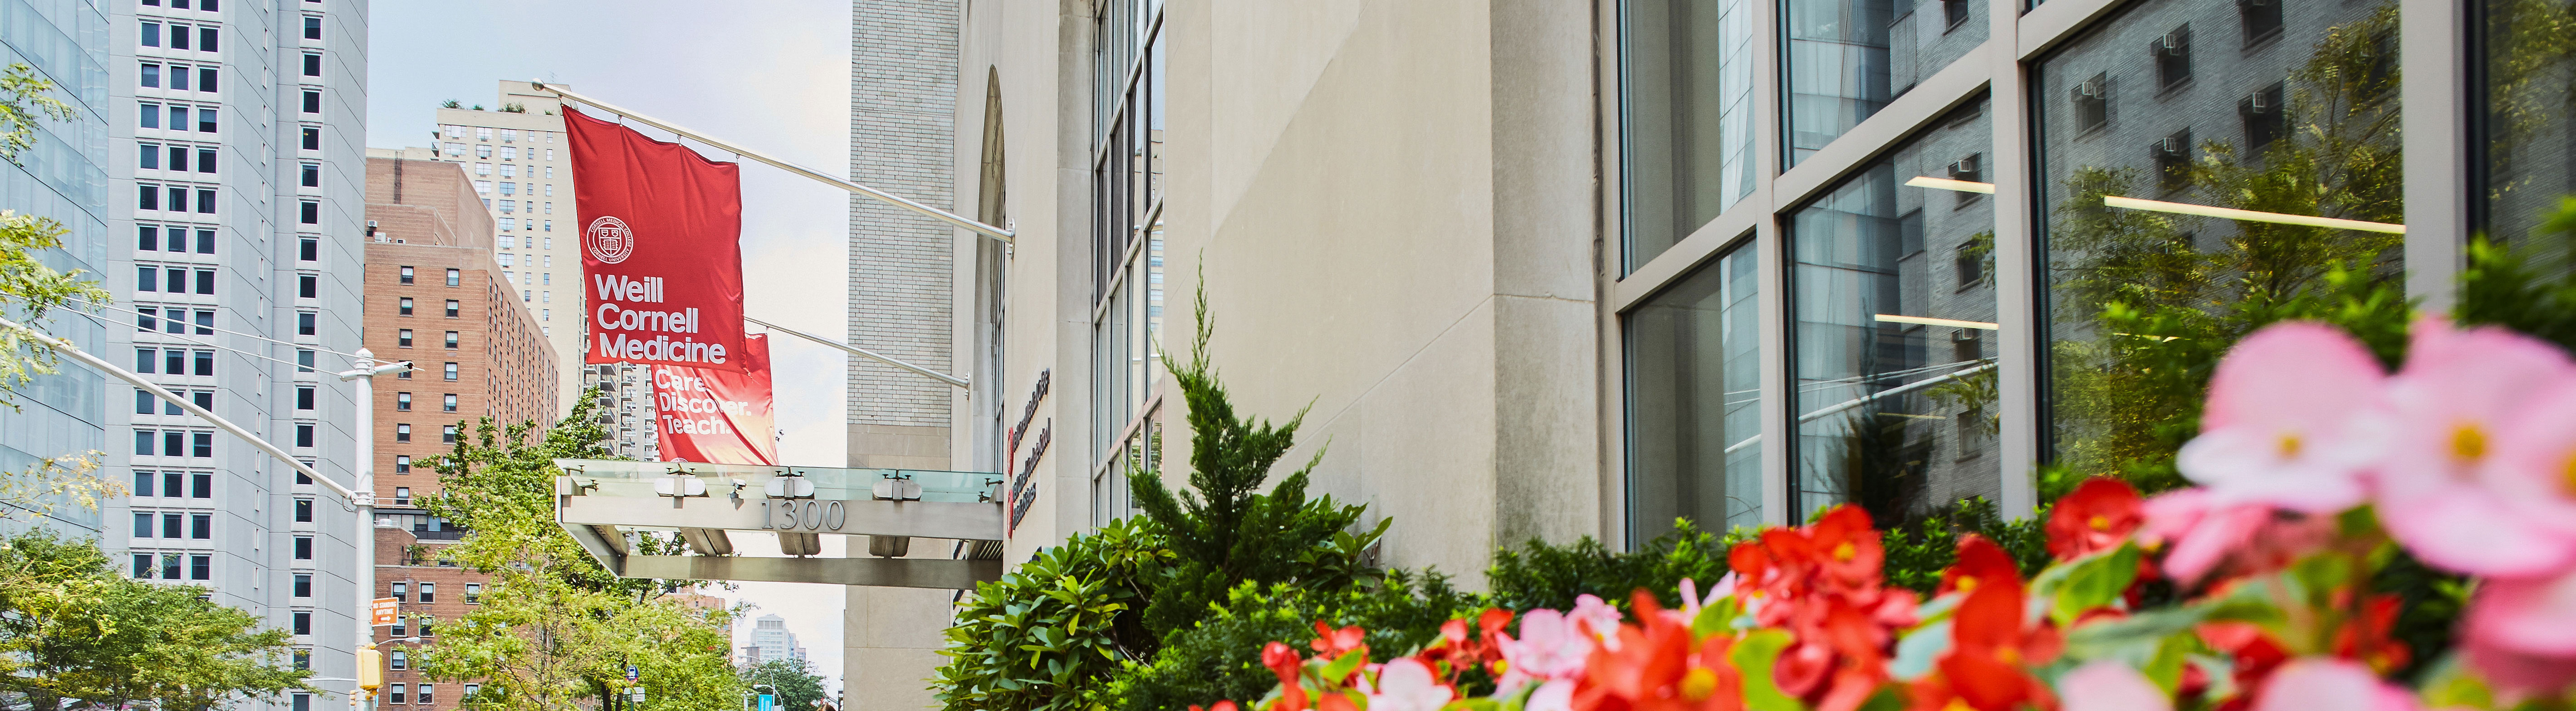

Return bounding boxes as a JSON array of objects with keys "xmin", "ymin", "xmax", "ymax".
[{"xmin": 586, "ymin": 216, "xmax": 636, "ymax": 264}]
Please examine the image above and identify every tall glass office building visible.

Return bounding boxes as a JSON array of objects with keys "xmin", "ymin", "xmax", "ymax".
[{"xmin": 0, "ymin": 0, "xmax": 112, "ymax": 534}]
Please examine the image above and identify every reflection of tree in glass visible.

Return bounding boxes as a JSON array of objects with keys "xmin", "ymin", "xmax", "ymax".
[
  {"xmin": 2047, "ymin": 4, "xmax": 2407, "ymax": 494},
  {"xmin": 2480, "ymin": 0, "xmax": 2576, "ymax": 235},
  {"xmin": 1834, "ymin": 399, "xmax": 1930, "ymax": 528}
]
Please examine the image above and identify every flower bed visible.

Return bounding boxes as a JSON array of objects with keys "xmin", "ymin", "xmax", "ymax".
[{"xmin": 1211, "ymin": 319, "xmax": 2576, "ymax": 711}]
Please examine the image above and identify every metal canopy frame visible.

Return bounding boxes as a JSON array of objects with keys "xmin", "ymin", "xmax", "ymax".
[{"xmin": 552, "ymin": 460, "xmax": 1007, "ymax": 589}]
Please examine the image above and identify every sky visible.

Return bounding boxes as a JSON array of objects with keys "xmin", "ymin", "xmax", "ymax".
[{"xmin": 368, "ymin": 0, "xmax": 860, "ymax": 692}]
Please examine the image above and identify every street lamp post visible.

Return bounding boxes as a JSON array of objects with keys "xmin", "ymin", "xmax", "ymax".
[{"xmin": 337, "ymin": 348, "xmax": 405, "ymax": 711}]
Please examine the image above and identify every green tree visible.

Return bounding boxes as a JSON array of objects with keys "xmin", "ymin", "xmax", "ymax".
[
  {"xmin": 0, "ymin": 530, "xmax": 310, "ymax": 711},
  {"xmin": 1129, "ymin": 282, "xmax": 1374, "ymax": 642},
  {"xmin": 742, "ymin": 659, "xmax": 828, "ymax": 711},
  {"xmin": 419, "ymin": 393, "xmax": 740, "ymax": 711}
]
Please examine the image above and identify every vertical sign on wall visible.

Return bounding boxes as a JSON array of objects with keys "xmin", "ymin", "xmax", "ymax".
[
  {"xmin": 563, "ymin": 105, "xmax": 748, "ymax": 371},
  {"xmin": 654, "ymin": 333, "xmax": 777, "ymax": 466}
]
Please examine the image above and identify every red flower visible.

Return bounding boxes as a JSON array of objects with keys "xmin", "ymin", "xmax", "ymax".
[
  {"xmin": 2198, "ymin": 622, "xmax": 2289, "ymax": 711},
  {"xmin": 2331, "ymin": 593, "xmax": 2411, "ymax": 674},
  {"xmin": 1311, "ymin": 621, "xmax": 1368, "ymax": 659},
  {"xmin": 1262, "ymin": 641, "xmax": 1310, "ymax": 711},
  {"xmin": 1724, "ymin": 506, "xmax": 1917, "ymax": 711},
  {"xmin": 1940, "ymin": 536, "xmax": 2019, "ymax": 598},
  {"xmin": 2048, "ymin": 477, "xmax": 2145, "ymax": 561},
  {"xmin": 1572, "ymin": 593, "xmax": 1744, "ymax": 711},
  {"xmin": 1192, "ymin": 702, "xmax": 1241, "ymax": 711},
  {"xmin": 1934, "ymin": 571, "xmax": 2059, "ymax": 711}
]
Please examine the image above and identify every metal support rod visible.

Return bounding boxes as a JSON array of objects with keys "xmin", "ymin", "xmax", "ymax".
[
  {"xmin": 530, "ymin": 82, "xmax": 1014, "ymax": 245},
  {"xmin": 337, "ymin": 347, "xmax": 404, "ymax": 711},
  {"xmin": 0, "ymin": 316, "xmax": 358, "ymax": 501},
  {"xmin": 746, "ymin": 315, "xmax": 969, "ymax": 389}
]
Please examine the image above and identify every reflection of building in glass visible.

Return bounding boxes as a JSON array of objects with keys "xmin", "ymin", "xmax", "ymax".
[
  {"xmin": 1786, "ymin": 0, "xmax": 1990, "ymax": 163},
  {"xmin": 2036, "ymin": 0, "xmax": 2403, "ymax": 482},
  {"xmin": 1793, "ymin": 100, "xmax": 1998, "ymax": 521},
  {"xmin": 745, "ymin": 614, "xmax": 808, "ymax": 668}
]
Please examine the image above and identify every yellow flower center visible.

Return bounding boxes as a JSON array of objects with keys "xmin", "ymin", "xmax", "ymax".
[
  {"xmin": 2088, "ymin": 514, "xmax": 2111, "ymax": 531},
  {"xmin": 2455, "ymin": 424, "xmax": 2489, "ymax": 463},
  {"xmin": 1832, "ymin": 542, "xmax": 1857, "ymax": 562},
  {"xmin": 2562, "ymin": 453, "xmax": 2576, "ymax": 498},
  {"xmin": 1996, "ymin": 646, "xmax": 2022, "ymax": 666},
  {"xmin": 2278, "ymin": 433, "xmax": 2303, "ymax": 459},
  {"xmin": 1680, "ymin": 667, "xmax": 1719, "ymax": 701},
  {"xmin": 1943, "ymin": 699, "xmax": 1976, "ymax": 711},
  {"xmin": 1954, "ymin": 575, "xmax": 1979, "ymax": 593}
]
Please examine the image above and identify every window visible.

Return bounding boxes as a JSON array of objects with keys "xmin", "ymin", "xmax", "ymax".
[
  {"xmin": 301, "ymin": 90, "xmax": 320, "ymax": 115},
  {"xmin": 2153, "ymin": 25, "xmax": 2193, "ymax": 89},
  {"xmin": 301, "ymin": 53, "xmax": 320, "ymax": 77},
  {"xmin": 140, "ymin": 102, "xmax": 159, "ymax": 128},
  {"xmin": 1621, "ymin": 0, "xmax": 1758, "ymax": 271},
  {"xmin": 2240, "ymin": 0, "xmax": 2284, "ymax": 46},
  {"xmin": 2037, "ymin": 0, "xmax": 2400, "ymax": 480},
  {"xmin": 293, "ymin": 611, "xmax": 311, "ymax": 634},
  {"xmin": 398, "ymin": 297, "xmax": 414, "ymax": 315},
  {"xmin": 2152, "ymin": 128, "xmax": 2193, "ymax": 193},
  {"xmin": 190, "ymin": 513, "xmax": 209, "ymax": 538},
  {"xmin": 395, "ymin": 424, "xmax": 411, "ymax": 443},
  {"xmin": 392, "ymin": 582, "xmax": 407, "ymax": 602},
  {"xmin": 394, "ymin": 456, "xmax": 410, "ymax": 473},
  {"xmin": 132, "ymin": 470, "xmax": 155, "ymax": 497},
  {"xmin": 299, "ymin": 200, "xmax": 318, "ymax": 224},
  {"xmin": 192, "ymin": 472, "xmax": 211, "ymax": 497},
  {"xmin": 193, "ymin": 310, "xmax": 211, "ymax": 334},
  {"xmin": 298, "ymin": 349, "xmax": 315, "ymax": 373},
  {"xmin": 442, "ymin": 363, "xmax": 458, "ymax": 381},
  {"xmin": 399, "ymin": 266, "xmax": 414, "ymax": 284},
  {"xmin": 442, "ymin": 394, "xmax": 457, "ymax": 412},
  {"xmin": 196, "ymin": 107, "xmax": 215, "ymax": 133},
  {"xmin": 193, "ymin": 229, "xmax": 213, "ymax": 253},
  {"xmin": 132, "ymin": 554, "xmax": 152, "ymax": 578},
  {"xmin": 142, "ymin": 21, "xmax": 161, "ymax": 47},
  {"xmin": 394, "ymin": 487, "xmax": 410, "ymax": 506},
  {"xmin": 191, "ymin": 432, "xmax": 210, "ymax": 457},
  {"xmin": 2070, "ymin": 72, "xmax": 2109, "ymax": 134},
  {"xmin": 132, "ymin": 512, "xmax": 152, "ymax": 538},
  {"xmin": 137, "ymin": 265, "xmax": 158, "ymax": 292},
  {"xmin": 443, "ymin": 331, "xmax": 458, "ymax": 349},
  {"xmin": 465, "ymin": 583, "xmax": 481, "ymax": 603},
  {"xmin": 397, "ymin": 329, "xmax": 413, "ymax": 347},
  {"xmin": 417, "ymin": 685, "xmax": 433, "ymax": 706},
  {"xmin": 196, "ymin": 147, "xmax": 214, "ymax": 173},
  {"xmin": 441, "ymin": 425, "xmax": 457, "ymax": 443},
  {"xmin": 294, "ymin": 498, "xmax": 313, "ymax": 522},
  {"xmin": 2240, "ymin": 82, "xmax": 2287, "ymax": 151},
  {"xmin": 304, "ymin": 15, "xmax": 321, "ymax": 39},
  {"xmin": 301, "ymin": 127, "xmax": 319, "ymax": 150},
  {"xmin": 464, "ymin": 685, "xmax": 479, "ymax": 702},
  {"xmin": 197, "ymin": 26, "xmax": 215, "ymax": 51},
  {"xmin": 298, "ymin": 274, "xmax": 317, "ymax": 298},
  {"xmin": 141, "ymin": 63, "xmax": 159, "ymax": 88},
  {"xmin": 133, "ymin": 389, "xmax": 154, "ymax": 414},
  {"xmin": 297, "ymin": 312, "xmax": 316, "ymax": 336},
  {"xmin": 301, "ymin": 163, "xmax": 318, "ymax": 187},
  {"xmin": 138, "ymin": 184, "xmax": 159, "ymax": 210},
  {"xmin": 396, "ymin": 392, "xmax": 411, "ymax": 411},
  {"xmin": 294, "ymin": 536, "xmax": 313, "ymax": 560},
  {"xmin": 297, "ymin": 386, "xmax": 315, "ymax": 410},
  {"xmin": 295, "ymin": 695, "xmax": 311, "ymax": 711},
  {"xmin": 139, "ymin": 142, "xmax": 159, "ymax": 170},
  {"xmin": 160, "ymin": 554, "xmax": 180, "ymax": 580},
  {"xmin": 190, "ymin": 555, "xmax": 208, "ymax": 580},
  {"xmin": 445, "ymin": 299, "xmax": 459, "ymax": 317},
  {"xmin": 1783, "ymin": 0, "xmax": 1982, "ymax": 163},
  {"xmin": 477, "ymin": 127, "xmax": 492, "ymax": 141},
  {"xmin": 294, "ymin": 574, "xmax": 312, "ymax": 597},
  {"xmin": 294, "ymin": 424, "xmax": 313, "ymax": 448},
  {"xmin": 444, "ymin": 268, "xmax": 460, "ymax": 287},
  {"xmin": 193, "ymin": 349, "xmax": 213, "ymax": 375},
  {"xmin": 390, "ymin": 653, "xmax": 406, "ymax": 672},
  {"xmin": 418, "ymin": 583, "xmax": 434, "ymax": 603},
  {"xmin": 1629, "ymin": 237, "xmax": 1763, "ymax": 540}
]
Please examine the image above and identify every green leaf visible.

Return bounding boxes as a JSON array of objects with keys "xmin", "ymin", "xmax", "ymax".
[
  {"xmin": 1693, "ymin": 596, "xmax": 1742, "ymax": 637},
  {"xmin": 1890, "ymin": 621, "xmax": 1952, "ymax": 681},
  {"xmin": 2052, "ymin": 543, "xmax": 2142, "ymax": 626},
  {"xmin": 1320, "ymin": 648, "xmax": 1369, "ymax": 684},
  {"xmin": 1731, "ymin": 629, "xmax": 1808, "ymax": 711}
]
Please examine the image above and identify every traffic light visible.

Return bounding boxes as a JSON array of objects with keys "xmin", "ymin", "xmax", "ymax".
[{"xmin": 356, "ymin": 644, "xmax": 383, "ymax": 691}]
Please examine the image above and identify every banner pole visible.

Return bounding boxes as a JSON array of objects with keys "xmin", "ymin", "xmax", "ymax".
[
  {"xmin": 745, "ymin": 316, "xmax": 970, "ymax": 390},
  {"xmin": 530, "ymin": 82, "xmax": 1014, "ymax": 245}
]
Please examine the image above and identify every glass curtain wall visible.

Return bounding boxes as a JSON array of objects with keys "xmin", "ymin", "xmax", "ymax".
[
  {"xmin": 1789, "ymin": 97, "xmax": 1998, "ymax": 522},
  {"xmin": 1785, "ymin": 0, "xmax": 1986, "ymax": 164},
  {"xmin": 2035, "ymin": 0, "xmax": 2401, "ymax": 483},
  {"xmin": 1090, "ymin": 0, "xmax": 1165, "ymax": 528},
  {"xmin": 2476, "ymin": 0, "xmax": 2576, "ymax": 257},
  {"xmin": 1628, "ymin": 241, "xmax": 1763, "ymax": 542},
  {"xmin": 1623, "ymin": 0, "xmax": 1756, "ymax": 271}
]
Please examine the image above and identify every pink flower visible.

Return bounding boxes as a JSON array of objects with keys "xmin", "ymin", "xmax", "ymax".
[
  {"xmin": 1524, "ymin": 680, "xmax": 1573, "ymax": 711},
  {"xmin": 1366, "ymin": 658, "xmax": 1454, "ymax": 711},
  {"xmin": 2057, "ymin": 661, "xmax": 2170, "ymax": 711},
  {"xmin": 1496, "ymin": 609, "xmax": 1592, "ymax": 695},
  {"xmin": 2374, "ymin": 321, "xmax": 2576, "ymax": 576},
  {"xmin": 2464, "ymin": 563, "xmax": 2576, "ymax": 696},
  {"xmin": 2140, "ymin": 490, "xmax": 2331, "ymax": 584},
  {"xmin": 2175, "ymin": 322, "xmax": 2385, "ymax": 513},
  {"xmin": 1569, "ymin": 594, "xmax": 1623, "ymax": 649},
  {"xmin": 2463, "ymin": 635, "xmax": 2576, "ymax": 699},
  {"xmin": 2249, "ymin": 659, "xmax": 2421, "ymax": 711}
]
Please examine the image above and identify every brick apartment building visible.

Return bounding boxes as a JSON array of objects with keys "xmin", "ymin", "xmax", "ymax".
[{"xmin": 363, "ymin": 152, "xmax": 561, "ymax": 711}]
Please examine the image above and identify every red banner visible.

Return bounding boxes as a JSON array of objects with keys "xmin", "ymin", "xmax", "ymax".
[
  {"xmin": 655, "ymin": 333, "xmax": 777, "ymax": 466},
  {"xmin": 563, "ymin": 105, "xmax": 748, "ymax": 372}
]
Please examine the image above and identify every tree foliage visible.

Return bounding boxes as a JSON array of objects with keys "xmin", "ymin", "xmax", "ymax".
[
  {"xmin": 418, "ymin": 394, "xmax": 739, "ymax": 711},
  {"xmin": 1129, "ymin": 282, "xmax": 1373, "ymax": 642},
  {"xmin": 1105, "ymin": 572, "xmax": 1482, "ymax": 711},
  {"xmin": 742, "ymin": 659, "xmax": 828, "ymax": 711},
  {"xmin": 0, "ymin": 530, "xmax": 309, "ymax": 711}
]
